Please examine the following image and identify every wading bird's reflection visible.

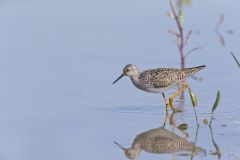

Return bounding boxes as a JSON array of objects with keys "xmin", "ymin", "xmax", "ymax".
[
  {"xmin": 114, "ymin": 128, "xmax": 205, "ymax": 160},
  {"xmin": 114, "ymin": 112, "xmax": 206, "ymax": 160}
]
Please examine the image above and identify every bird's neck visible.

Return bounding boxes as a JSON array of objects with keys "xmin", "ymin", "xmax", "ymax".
[
  {"xmin": 130, "ymin": 74, "xmax": 140, "ymax": 83},
  {"xmin": 130, "ymin": 74, "xmax": 143, "ymax": 91},
  {"xmin": 130, "ymin": 70, "xmax": 140, "ymax": 80},
  {"xmin": 129, "ymin": 144, "xmax": 141, "ymax": 158},
  {"xmin": 132, "ymin": 142, "xmax": 141, "ymax": 150}
]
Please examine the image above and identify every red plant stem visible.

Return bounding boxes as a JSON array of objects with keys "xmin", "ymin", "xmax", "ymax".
[{"xmin": 169, "ymin": 0, "xmax": 185, "ymax": 68}]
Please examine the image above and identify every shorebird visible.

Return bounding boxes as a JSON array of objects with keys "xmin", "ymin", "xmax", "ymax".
[
  {"xmin": 113, "ymin": 64, "xmax": 206, "ymax": 111},
  {"xmin": 114, "ymin": 128, "xmax": 206, "ymax": 160}
]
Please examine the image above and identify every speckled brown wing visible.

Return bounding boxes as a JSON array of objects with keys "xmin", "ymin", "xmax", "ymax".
[
  {"xmin": 139, "ymin": 68, "xmax": 183, "ymax": 88},
  {"xmin": 178, "ymin": 65, "xmax": 206, "ymax": 83},
  {"xmin": 139, "ymin": 65, "xmax": 205, "ymax": 88}
]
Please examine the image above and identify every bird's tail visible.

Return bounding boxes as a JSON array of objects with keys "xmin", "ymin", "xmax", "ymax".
[
  {"xmin": 183, "ymin": 143, "xmax": 207, "ymax": 156},
  {"xmin": 183, "ymin": 65, "xmax": 206, "ymax": 76},
  {"xmin": 191, "ymin": 65, "xmax": 206, "ymax": 70}
]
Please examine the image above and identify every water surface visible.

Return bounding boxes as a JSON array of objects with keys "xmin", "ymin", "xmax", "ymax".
[{"xmin": 0, "ymin": 0, "xmax": 240, "ymax": 160}]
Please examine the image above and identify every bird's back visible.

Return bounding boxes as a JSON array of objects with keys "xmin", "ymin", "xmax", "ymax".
[{"xmin": 138, "ymin": 65, "xmax": 205, "ymax": 91}]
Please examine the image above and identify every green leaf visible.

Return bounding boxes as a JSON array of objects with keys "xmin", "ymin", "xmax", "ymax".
[
  {"xmin": 212, "ymin": 91, "xmax": 221, "ymax": 113},
  {"xmin": 230, "ymin": 51, "xmax": 240, "ymax": 68},
  {"xmin": 184, "ymin": 0, "xmax": 192, "ymax": 5},
  {"xmin": 188, "ymin": 88, "xmax": 197, "ymax": 107},
  {"xmin": 178, "ymin": 9, "xmax": 184, "ymax": 24},
  {"xmin": 177, "ymin": 123, "xmax": 188, "ymax": 131},
  {"xmin": 203, "ymin": 118, "xmax": 209, "ymax": 125}
]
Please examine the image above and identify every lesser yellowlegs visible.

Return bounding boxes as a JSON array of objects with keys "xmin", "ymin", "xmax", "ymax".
[
  {"xmin": 113, "ymin": 64, "xmax": 206, "ymax": 111},
  {"xmin": 114, "ymin": 128, "xmax": 206, "ymax": 159}
]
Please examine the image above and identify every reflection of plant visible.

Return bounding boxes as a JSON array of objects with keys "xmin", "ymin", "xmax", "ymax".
[
  {"xmin": 190, "ymin": 125, "xmax": 200, "ymax": 160},
  {"xmin": 209, "ymin": 124, "xmax": 222, "ymax": 160}
]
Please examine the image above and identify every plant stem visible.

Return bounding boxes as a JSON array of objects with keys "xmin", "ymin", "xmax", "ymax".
[{"xmin": 169, "ymin": 0, "xmax": 185, "ymax": 68}]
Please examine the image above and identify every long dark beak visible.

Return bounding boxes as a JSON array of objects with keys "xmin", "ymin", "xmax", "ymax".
[
  {"xmin": 114, "ymin": 141, "xmax": 126, "ymax": 151},
  {"xmin": 112, "ymin": 73, "xmax": 124, "ymax": 84}
]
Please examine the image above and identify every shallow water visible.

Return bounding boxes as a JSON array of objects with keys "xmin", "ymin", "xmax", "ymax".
[{"xmin": 0, "ymin": 0, "xmax": 240, "ymax": 160}]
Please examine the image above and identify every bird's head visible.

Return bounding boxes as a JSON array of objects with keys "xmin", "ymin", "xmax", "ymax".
[
  {"xmin": 112, "ymin": 64, "xmax": 139, "ymax": 84},
  {"xmin": 114, "ymin": 141, "xmax": 140, "ymax": 160}
]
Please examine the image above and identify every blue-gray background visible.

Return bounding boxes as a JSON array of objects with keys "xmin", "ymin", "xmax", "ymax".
[{"xmin": 0, "ymin": 0, "xmax": 240, "ymax": 160}]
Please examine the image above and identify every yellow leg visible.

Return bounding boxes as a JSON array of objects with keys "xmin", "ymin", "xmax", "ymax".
[
  {"xmin": 162, "ymin": 92, "xmax": 169, "ymax": 112},
  {"xmin": 169, "ymin": 82, "xmax": 189, "ymax": 112}
]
